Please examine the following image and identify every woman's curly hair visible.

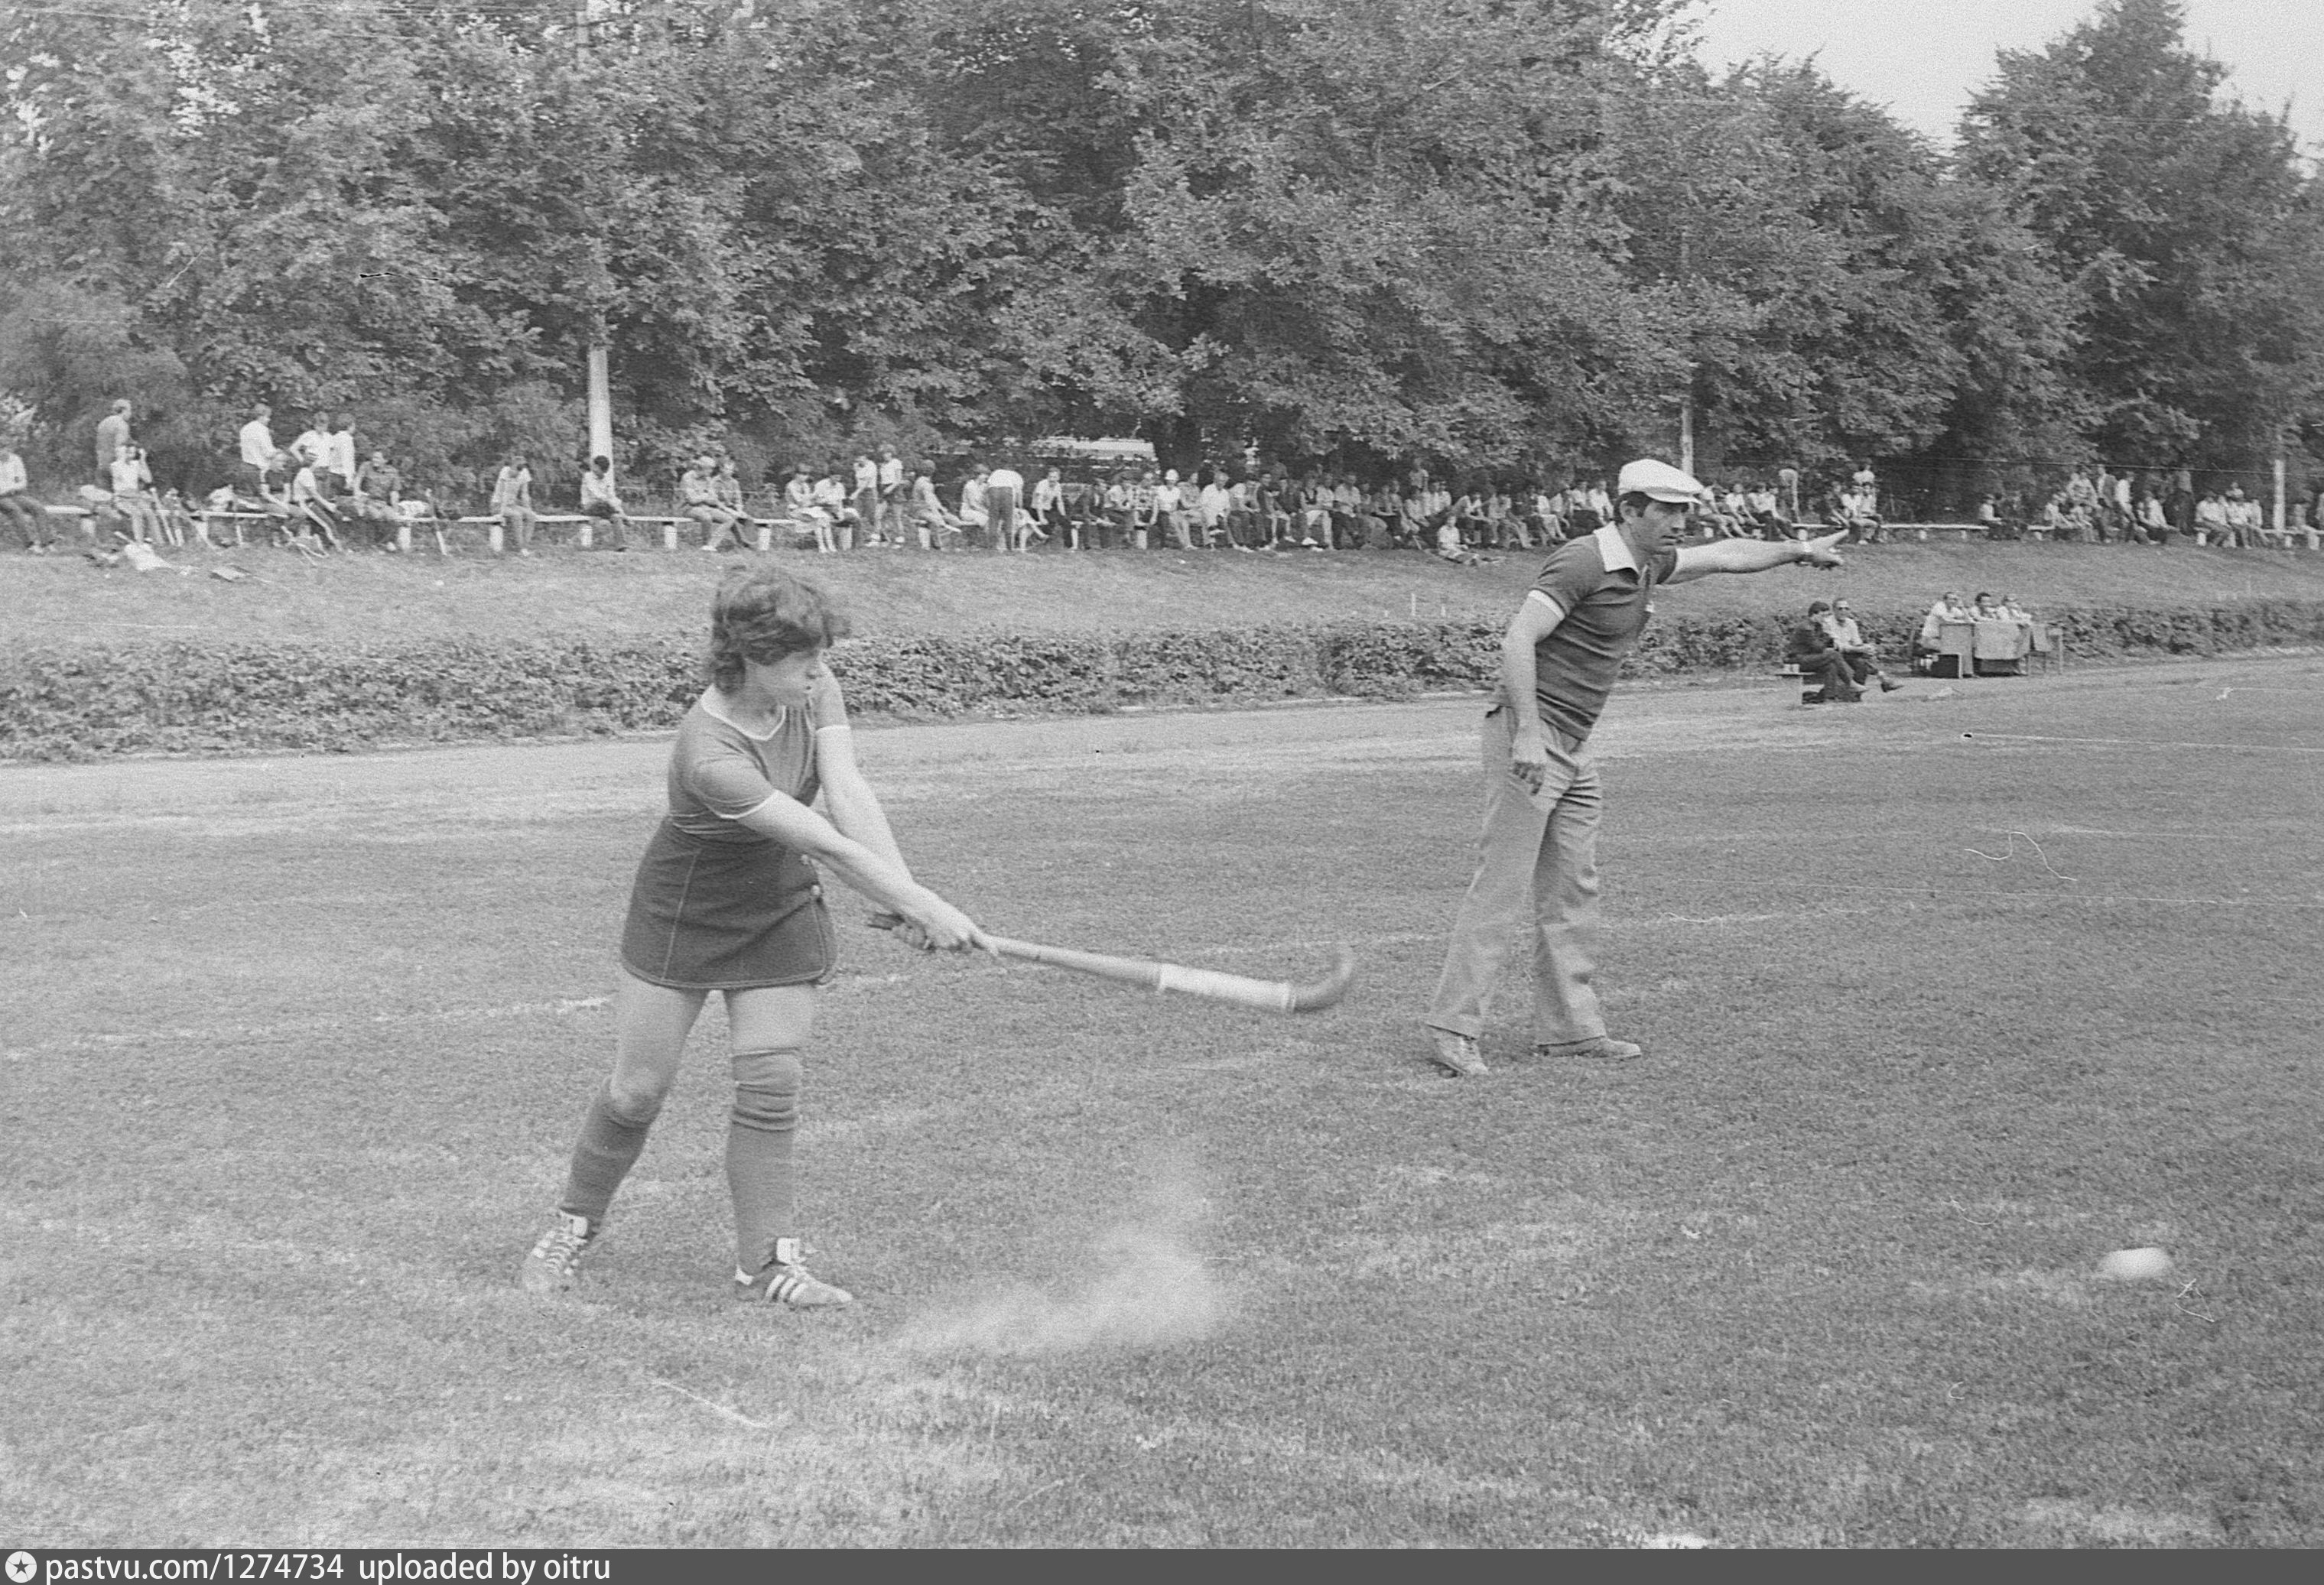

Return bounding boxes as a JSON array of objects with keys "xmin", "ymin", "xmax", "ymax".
[{"xmin": 706, "ymin": 565, "xmax": 852, "ymax": 692}]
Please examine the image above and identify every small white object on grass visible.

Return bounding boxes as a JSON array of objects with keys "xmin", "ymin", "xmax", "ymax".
[{"xmin": 2098, "ymin": 1246, "xmax": 2175, "ymax": 1281}]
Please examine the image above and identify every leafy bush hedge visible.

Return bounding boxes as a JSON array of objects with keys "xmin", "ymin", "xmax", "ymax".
[{"xmin": 5, "ymin": 599, "xmax": 2320, "ymax": 761}]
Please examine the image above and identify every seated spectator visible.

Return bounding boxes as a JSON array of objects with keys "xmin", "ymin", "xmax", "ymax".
[
  {"xmin": 2192, "ymin": 489, "xmax": 2228, "ymax": 546},
  {"xmin": 680, "ymin": 455, "xmax": 743, "ymax": 552},
  {"xmin": 1821, "ymin": 598, "xmax": 1901, "ymax": 693},
  {"xmin": 1193, "ymin": 468, "xmax": 1234, "ymax": 551},
  {"xmin": 1525, "ymin": 483, "xmax": 1563, "ymax": 546},
  {"xmin": 1745, "ymin": 482, "xmax": 1786, "ymax": 538},
  {"xmin": 907, "ymin": 465, "xmax": 959, "ymax": 551},
  {"xmin": 578, "ymin": 454, "xmax": 634, "ymax": 551},
  {"xmin": 201, "ymin": 482, "xmax": 243, "ymax": 548},
  {"xmin": 1096, "ymin": 471, "xmax": 1134, "ymax": 551},
  {"xmin": 291, "ymin": 413, "xmax": 333, "ymax": 481},
  {"xmin": 1434, "ymin": 516, "xmax": 1488, "ymax": 567},
  {"xmin": 716, "ymin": 458, "xmax": 756, "ymax": 549},
  {"xmin": 492, "ymin": 452, "xmax": 539, "ymax": 556},
  {"xmin": 1331, "ymin": 473, "xmax": 1365, "ymax": 547},
  {"xmin": 109, "ymin": 443, "xmax": 161, "ymax": 544},
  {"xmin": 1225, "ymin": 473, "xmax": 1262, "ymax": 551},
  {"xmin": 782, "ymin": 468, "xmax": 836, "ymax": 554},
  {"xmin": 1970, "ymin": 590, "xmax": 2004, "ymax": 621},
  {"xmin": 0, "ymin": 438, "xmax": 58, "ymax": 553},
  {"xmin": 1995, "ymin": 593, "xmax": 2035, "ymax": 625},
  {"xmin": 352, "ymin": 450, "xmax": 407, "ymax": 549},
  {"xmin": 1029, "ymin": 466, "xmax": 1071, "ymax": 550},
  {"xmin": 1916, "ymin": 590, "xmax": 1974, "ymax": 667},
  {"xmin": 2135, "ymin": 489, "xmax": 2170, "ymax": 547},
  {"xmin": 956, "ymin": 467, "xmax": 991, "ymax": 547},
  {"xmin": 2223, "ymin": 485, "xmax": 2261, "ymax": 549},
  {"xmin": 1254, "ymin": 473, "xmax": 1291, "ymax": 547},
  {"xmin": 814, "ymin": 469, "xmax": 859, "ymax": 549},
  {"xmin": 1788, "ymin": 601, "xmax": 1861, "ymax": 703},
  {"xmin": 1155, "ymin": 468, "xmax": 1194, "ymax": 550},
  {"xmin": 396, "ymin": 483, "xmax": 453, "ymax": 557},
  {"xmin": 1127, "ymin": 468, "xmax": 1159, "ymax": 550},
  {"xmin": 288, "ymin": 452, "xmax": 346, "ymax": 551},
  {"xmin": 155, "ymin": 486, "xmax": 196, "ymax": 550},
  {"xmin": 1296, "ymin": 476, "xmax": 1333, "ymax": 551}
]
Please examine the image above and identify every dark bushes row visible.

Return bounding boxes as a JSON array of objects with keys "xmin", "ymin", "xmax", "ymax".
[{"xmin": 4, "ymin": 599, "xmax": 2319, "ymax": 760}]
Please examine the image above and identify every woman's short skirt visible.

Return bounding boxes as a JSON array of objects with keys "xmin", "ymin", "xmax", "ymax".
[{"xmin": 619, "ymin": 819, "xmax": 835, "ymax": 991}]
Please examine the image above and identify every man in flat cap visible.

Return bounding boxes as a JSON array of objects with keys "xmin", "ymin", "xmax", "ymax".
[{"xmin": 1422, "ymin": 458, "xmax": 1846, "ymax": 1077}]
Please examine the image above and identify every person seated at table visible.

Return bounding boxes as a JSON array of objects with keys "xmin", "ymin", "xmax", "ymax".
[
  {"xmin": 1971, "ymin": 590, "xmax": 2004, "ymax": 621},
  {"xmin": 1821, "ymin": 598, "xmax": 1902, "ymax": 693},
  {"xmin": 1995, "ymin": 593, "xmax": 2035, "ymax": 625},
  {"xmin": 1789, "ymin": 601, "xmax": 1861, "ymax": 703},
  {"xmin": 1915, "ymin": 590, "xmax": 1974, "ymax": 671}
]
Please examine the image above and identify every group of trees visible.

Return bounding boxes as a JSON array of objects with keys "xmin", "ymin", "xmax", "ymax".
[{"xmin": 3, "ymin": 0, "xmax": 2320, "ymax": 510}]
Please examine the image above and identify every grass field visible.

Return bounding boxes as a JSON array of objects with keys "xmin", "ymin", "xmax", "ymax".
[
  {"xmin": 5, "ymin": 657, "xmax": 2322, "ymax": 1547},
  {"xmin": 9, "ymin": 533, "xmax": 2324, "ymax": 653}
]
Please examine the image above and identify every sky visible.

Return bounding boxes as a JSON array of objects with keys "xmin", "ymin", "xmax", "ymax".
[{"xmin": 1691, "ymin": 0, "xmax": 2324, "ymax": 153}]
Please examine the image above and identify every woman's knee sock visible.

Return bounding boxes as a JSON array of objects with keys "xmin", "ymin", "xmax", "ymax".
[
  {"xmin": 727, "ymin": 1048, "xmax": 802, "ymax": 1275},
  {"xmin": 557, "ymin": 1080, "xmax": 662, "ymax": 1225}
]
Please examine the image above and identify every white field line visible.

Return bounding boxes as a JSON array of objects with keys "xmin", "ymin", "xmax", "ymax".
[{"xmin": 8, "ymin": 995, "xmax": 611, "ymax": 1057}]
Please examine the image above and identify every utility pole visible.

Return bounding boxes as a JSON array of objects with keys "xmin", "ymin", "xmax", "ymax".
[{"xmin": 578, "ymin": 0, "xmax": 613, "ymax": 479}]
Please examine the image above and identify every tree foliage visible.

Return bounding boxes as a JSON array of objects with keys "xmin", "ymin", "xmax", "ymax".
[{"xmin": 2, "ymin": 0, "xmax": 2317, "ymax": 502}]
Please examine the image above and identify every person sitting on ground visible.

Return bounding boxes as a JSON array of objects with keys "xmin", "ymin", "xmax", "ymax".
[
  {"xmin": 579, "ymin": 454, "xmax": 635, "ymax": 552},
  {"xmin": 1788, "ymin": 600, "xmax": 1862, "ymax": 703},
  {"xmin": 1820, "ymin": 598, "xmax": 1901, "ymax": 693},
  {"xmin": 1434, "ymin": 515, "xmax": 1487, "ymax": 567},
  {"xmin": 493, "ymin": 451, "xmax": 540, "ymax": 557},
  {"xmin": 0, "ymin": 438, "xmax": 57, "ymax": 553}
]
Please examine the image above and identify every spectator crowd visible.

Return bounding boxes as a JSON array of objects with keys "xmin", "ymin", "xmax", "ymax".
[{"xmin": 7, "ymin": 400, "xmax": 2322, "ymax": 563}]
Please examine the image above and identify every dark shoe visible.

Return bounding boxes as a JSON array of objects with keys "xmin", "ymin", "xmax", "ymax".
[
  {"xmin": 1537, "ymin": 1036, "xmax": 1646, "ymax": 1062},
  {"xmin": 1879, "ymin": 678, "xmax": 1901, "ymax": 693}
]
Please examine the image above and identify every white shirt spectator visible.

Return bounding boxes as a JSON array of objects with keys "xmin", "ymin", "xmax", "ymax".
[
  {"xmin": 326, "ymin": 427, "xmax": 357, "ymax": 484},
  {"xmin": 292, "ymin": 463, "xmax": 327, "ymax": 503},
  {"xmin": 853, "ymin": 457, "xmax": 878, "ymax": 493},
  {"xmin": 1196, "ymin": 482, "xmax": 1231, "ymax": 527},
  {"xmin": 239, "ymin": 417, "xmax": 277, "ymax": 470},
  {"xmin": 292, "ymin": 427, "xmax": 330, "ymax": 467},
  {"xmin": 109, "ymin": 452, "xmax": 151, "ymax": 496},
  {"xmin": 490, "ymin": 464, "xmax": 531, "ymax": 512},
  {"xmin": 0, "ymin": 453, "xmax": 26, "ymax": 495},
  {"xmin": 1032, "ymin": 475, "xmax": 1065, "ymax": 514},
  {"xmin": 986, "ymin": 466, "xmax": 1024, "ymax": 495}
]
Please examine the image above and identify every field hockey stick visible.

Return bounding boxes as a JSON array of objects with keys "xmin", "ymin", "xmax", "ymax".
[{"xmin": 866, "ymin": 914, "xmax": 1355, "ymax": 1015}]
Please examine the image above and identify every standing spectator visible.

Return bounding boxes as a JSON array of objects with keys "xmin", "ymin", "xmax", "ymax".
[
  {"xmin": 94, "ymin": 400, "xmax": 132, "ymax": 486},
  {"xmin": 291, "ymin": 412, "xmax": 333, "ymax": 481},
  {"xmin": 237, "ymin": 403, "xmax": 278, "ymax": 495},
  {"xmin": 1, "ymin": 438, "xmax": 57, "ymax": 551},
  {"xmin": 579, "ymin": 454, "xmax": 635, "ymax": 551},
  {"xmin": 323, "ymin": 413, "xmax": 358, "ymax": 499},
  {"xmin": 493, "ymin": 452, "xmax": 539, "ymax": 556},
  {"xmin": 851, "ymin": 453, "xmax": 879, "ymax": 546},
  {"xmin": 985, "ymin": 460, "xmax": 1024, "ymax": 554},
  {"xmin": 876, "ymin": 447, "xmax": 906, "ymax": 544}
]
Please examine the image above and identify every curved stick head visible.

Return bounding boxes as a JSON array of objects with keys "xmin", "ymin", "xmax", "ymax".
[{"xmin": 1287, "ymin": 945, "xmax": 1357, "ymax": 1014}]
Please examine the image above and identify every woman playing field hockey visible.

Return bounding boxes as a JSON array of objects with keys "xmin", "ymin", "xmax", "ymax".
[{"xmin": 522, "ymin": 564, "xmax": 990, "ymax": 1308}]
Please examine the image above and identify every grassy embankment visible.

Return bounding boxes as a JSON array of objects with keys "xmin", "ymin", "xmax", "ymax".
[{"xmin": 8, "ymin": 534, "xmax": 2323, "ymax": 652}]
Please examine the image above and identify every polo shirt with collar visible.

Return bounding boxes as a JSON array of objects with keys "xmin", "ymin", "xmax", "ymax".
[{"xmin": 1505, "ymin": 524, "xmax": 1678, "ymax": 746}]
